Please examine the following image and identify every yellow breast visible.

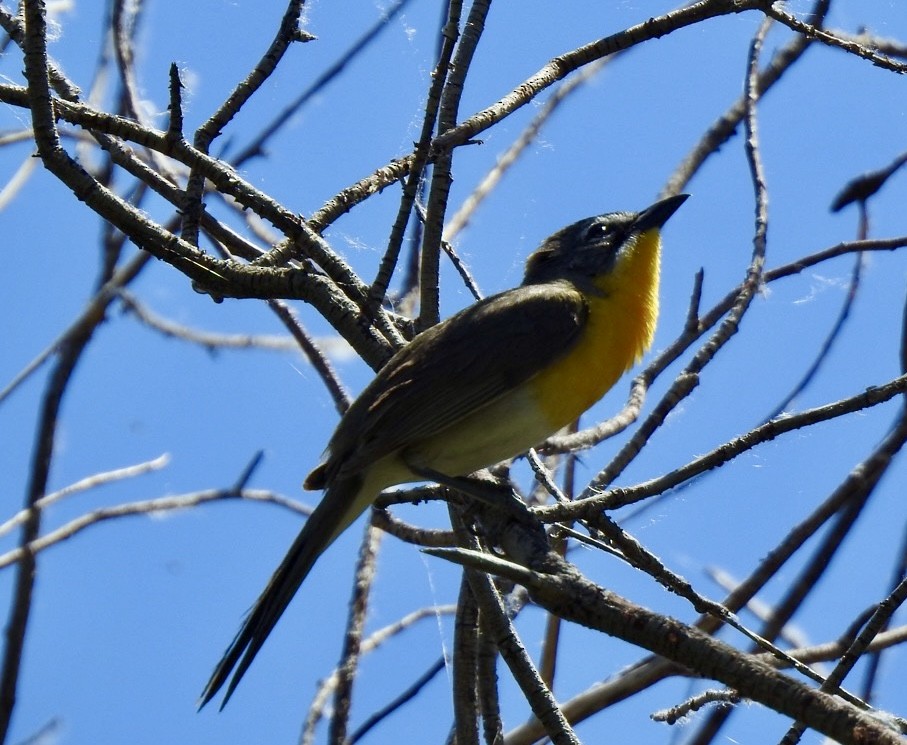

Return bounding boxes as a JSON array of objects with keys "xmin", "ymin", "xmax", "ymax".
[
  {"xmin": 385, "ymin": 228, "xmax": 662, "ymax": 480},
  {"xmin": 528, "ymin": 228, "xmax": 662, "ymax": 428}
]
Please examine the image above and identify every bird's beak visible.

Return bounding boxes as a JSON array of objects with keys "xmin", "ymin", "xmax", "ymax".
[{"xmin": 633, "ymin": 193, "xmax": 690, "ymax": 233}]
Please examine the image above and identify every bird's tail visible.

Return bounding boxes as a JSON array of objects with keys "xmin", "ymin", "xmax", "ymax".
[{"xmin": 199, "ymin": 473, "xmax": 368, "ymax": 710}]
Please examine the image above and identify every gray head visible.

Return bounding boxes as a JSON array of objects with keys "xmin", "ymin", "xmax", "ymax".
[{"xmin": 522, "ymin": 194, "xmax": 688, "ymax": 288}]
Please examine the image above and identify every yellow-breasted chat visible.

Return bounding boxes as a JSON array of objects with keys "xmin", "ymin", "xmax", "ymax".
[{"xmin": 200, "ymin": 192, "xmax": 688, "ymax": 708}]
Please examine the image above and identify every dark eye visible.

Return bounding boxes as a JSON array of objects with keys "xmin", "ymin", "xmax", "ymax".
[{"xmin": 583, "ymin": 221, "xmax": 614, "ymax": 243}]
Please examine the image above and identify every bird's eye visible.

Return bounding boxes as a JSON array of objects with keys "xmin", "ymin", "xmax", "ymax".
[{"xmin": 583, "ymin": 222, "xmax": 613, "ymax": 243}]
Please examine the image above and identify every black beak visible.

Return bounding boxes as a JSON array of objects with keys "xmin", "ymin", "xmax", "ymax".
[{"xmin": 633, "ymin": 193, "xmax": 689, "ymax": 233}]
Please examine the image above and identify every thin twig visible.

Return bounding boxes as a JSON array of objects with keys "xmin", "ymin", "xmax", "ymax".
[
  {"xmin": 182, "ymin": 0, "xmax": 308, "ymax": 245},
  {"xmin": 0, "ymin": 488, "xmax": 308, "ymax": 571},
  {"xmin": 779, "ymin": 574, "xmax": 907, "ymax": 744},
  {"xmin": 417, "ymin": 0, "xmax": 472, "ymax": 331},
  {"xmin": 302, "ymin": 606, "xmax": 456, "ymax": 745},
  {"xmin": 349, "ymin": 656, "xmax": 448, "ymax": 744},
  {"xmin": 543, "ymin": 232, "xmax": 907, "ymax": 455},
  {"xmin": 665, "ymin": 0, "xmax": 832, "ymax": 196},
  {"xmin": 861, "ymin": 519, "xmax": 907, "ymax": 701},
  {"xmin": 0, "ymin": 454, "xmax": 170, "ymax": 540},
  {"xmin": 232, "ymin": 0, "xmax": 408, "ymax": 168},
  {"xmin": 653, "ymin": 688, "xmax": 741, "ymax": 724},
  {"xmin": 266, "ymin": 299, "xmax": 352, "ymax": 413},
  {"xmin": 367, "ymin": 1, "xmax": 461, "ymax": 334},
  {"xmin": 464, "ymin": 557, "xmax": 580, "ymax": 745},
  {"xmin": 762, "ymin": 251, "xmax": 864, "ymax": 422},
  {"xmin": 443, "ymin": 57, "xmax": 609, "ymax": 242},
  {"xmin": 450, "ymin": 568, "xmax": 480, "ymax": 745},
  {"xmin": 429, "ymin": 548, "xmax": 902, "ymax": 745},
  {"xmin": 689, "ymin": 412, "xmax": 907, "ymax": 745},
  {"xmin": 764, "ymin": 4, "xmax": 907, "ymax": 72},
  {"xmin": 330, "ymin": 523, "xmax": 382, "ymax": 744},
  {"xmin": 558, "ymin": 372, "xmax": 907, "ymax": 515}
]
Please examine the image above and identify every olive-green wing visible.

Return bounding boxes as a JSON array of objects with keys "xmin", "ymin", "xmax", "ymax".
[{"xmin": 322, "ymin": 282, "xmax": 588, "ymax": 480}]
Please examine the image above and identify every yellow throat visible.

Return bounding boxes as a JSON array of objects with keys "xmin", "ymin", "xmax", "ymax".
[{"xmin": 529, "ymin": 227, "xmax": 662, "ymax": 429}]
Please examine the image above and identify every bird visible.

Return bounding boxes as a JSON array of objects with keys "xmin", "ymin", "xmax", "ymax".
[{"xmin": 199, "ymin": 192, "xmax": 688, "ymax": 709}]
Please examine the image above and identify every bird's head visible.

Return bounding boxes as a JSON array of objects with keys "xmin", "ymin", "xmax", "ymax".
[{"xmin": 522, "ymin": 193, "xmax": 688, "ymax": 294}]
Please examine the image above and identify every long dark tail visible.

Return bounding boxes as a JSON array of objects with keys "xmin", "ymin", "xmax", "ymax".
[{"xmin": 199, "ymin": 473, "xmax": 366, "ymax": 710}]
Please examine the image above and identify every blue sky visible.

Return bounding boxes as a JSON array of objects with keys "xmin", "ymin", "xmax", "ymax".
[{"xmin": 2, "ymin": 1, "xmax": 907, "ymax": 743}]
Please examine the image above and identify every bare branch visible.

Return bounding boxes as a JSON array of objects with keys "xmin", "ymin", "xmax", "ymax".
[
  {"xmin": 0, "ymin": 488, "xmax": 308, "ymax": 571},
  {"xmin": 765, "ymin": 4, "xmax": 907, "ymax": 72}
]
